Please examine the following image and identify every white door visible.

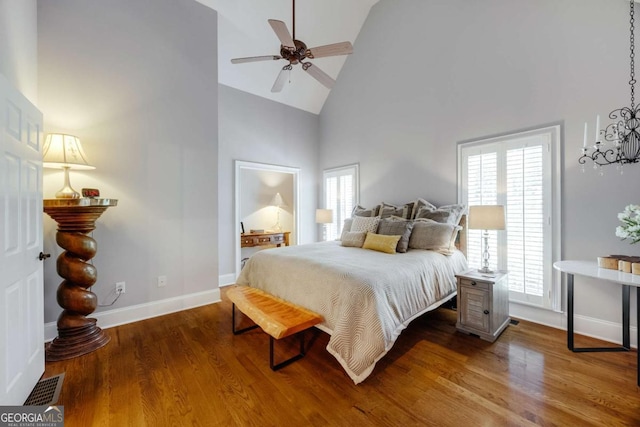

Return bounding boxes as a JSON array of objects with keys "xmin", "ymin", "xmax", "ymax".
[{"xmin": 0, "ymin": 73, "xmax": 44, "ymax": 405}]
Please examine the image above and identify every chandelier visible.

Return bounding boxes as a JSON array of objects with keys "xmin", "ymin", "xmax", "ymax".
[{"xmin": 580, "ymin": 0, "xmax": 640, "ymax": 174}]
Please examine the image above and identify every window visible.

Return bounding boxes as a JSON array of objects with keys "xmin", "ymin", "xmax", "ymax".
[
  {"xmin": 458, "ymin": 125, "xmax": 561, "ymax": 310},
  {"xmin": 323, "ymin": 164, "xmax": 359, "ymax": 241}
]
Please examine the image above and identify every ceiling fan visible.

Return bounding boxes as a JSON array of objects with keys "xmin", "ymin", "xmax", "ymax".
[{"xmin": 230, "ymin": 0, "xmax": 354, "ymax": 93}]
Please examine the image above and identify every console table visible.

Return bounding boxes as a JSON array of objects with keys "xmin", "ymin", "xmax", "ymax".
[
  {"xmin": 241, "ymin": 231, "xmax": 290, "ymax": 248},
  {"xmin": 553, "ymin": 260, "xmax": 639, "ymax": 386},
  {"xmin": 43, "ymin": 198, "xmax": 117, "ymax": 361}
]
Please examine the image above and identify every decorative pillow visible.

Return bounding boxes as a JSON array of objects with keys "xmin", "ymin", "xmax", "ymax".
[
  {"xmin": 401, "ymin": 201, "xmax": 416, "ymax": 219},
  {"xmin": 352, "ymin": 204, "xmax": 380, "ymax": 217},
  {"xmin": 340, "ymin": 231, "xmax": 367, "ymax": 248},
  {"xmin": 411, "ymin": 198, "xmax": 437, "ymax": 219},
  {"xmin": 378, "ymin": 202, "xmax": 404, "ymax": 219},
  {"xmin": 351, "ymin": 215, "xmax": 380, "ymax": 234},
  {"xmin": 377, "ymin": 217, "xmax": 414, "ymax": 253},
  {"xmin": 415, "ymin": 204, "xmax": 466, "ymax": 225},
  {"xmin": 362, "ymin": 233, "xmax": 401, "ymax": 254},
  {"xmin": 340, "ymin": 218, "xmax": 354, "ymax": 241},
  {"xmin": 408, "ymin": 219, "xmax": 462, "ymax": 255}
]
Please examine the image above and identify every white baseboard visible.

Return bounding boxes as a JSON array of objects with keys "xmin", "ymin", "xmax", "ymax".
[
  {"xmin": 44, "ymin": 288, "xmax": 221, "ymax": 342},
  {"xmin": 219, "ymin": 273, "xmax": 236, "ymax": 287},
  {"xmin": 510, "ymin": 302, "xmax": 638, "ymax": 349}
]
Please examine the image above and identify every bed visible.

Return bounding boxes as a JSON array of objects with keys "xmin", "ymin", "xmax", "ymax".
[{"xmin": 236, "ymin": 211, "xmax": 468, "ymax": 384}]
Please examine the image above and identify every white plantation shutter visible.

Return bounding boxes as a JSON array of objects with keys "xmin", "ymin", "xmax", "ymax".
[
  {"xmin": 459, "ymin": 126, "xmax": 561, "ymax": 310},
  {"xmin": 323, "ymin": 164, "xmax": 359, "ymax": 241}
]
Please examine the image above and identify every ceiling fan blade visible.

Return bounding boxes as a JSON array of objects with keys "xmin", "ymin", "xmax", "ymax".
[
  {"xmin": 271, "ymin": 66, "xmax": 290, "ymax": 93},
  {"xmin": 306, "ymin": 41, "xmax": 354, "ymax": 59},
  {"xmin": 231, "ymin": 55, "xmax": 282, "ymax": 64},
  {"xmin": 268, "ymin": 19, "xmax": 295, "ymax": 49},
  {"xmin": 302, "ymin": 62, "xmax": 335, "ymax": 89}
]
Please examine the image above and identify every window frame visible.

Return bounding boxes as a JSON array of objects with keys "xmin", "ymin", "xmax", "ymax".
[
  {"xmin": 457, "ymin": 124, "xmax": 562, "ymax": 312},
  {"xmin": 322, "ymin": 163, "xmax": 359, "ymax": 241}
]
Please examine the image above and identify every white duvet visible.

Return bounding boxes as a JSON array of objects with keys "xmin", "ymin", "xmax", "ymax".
[{"xmin": 235, "ymin": 241, "xmax": 468, "ymax": 384}]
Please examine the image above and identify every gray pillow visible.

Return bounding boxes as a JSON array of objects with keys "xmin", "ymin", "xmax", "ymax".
[
  {"xmin": 377, "ymin": 218, "xmax": 414, "ymax": 253},
  {"xmin": 339, "ymin": 218, "xmax": 354, "ymax": 241},
  {"xmin": 411, "ymin": 198, "xmax": 437, "ymax": 219},
  {"xmin": 408, "ymin": 219, "xmax": 461, "ymax": 255},
  {"xmin": 415, "ymin": 204, "xmax": 466, "ymax": 225},
  {"xmin": 379, "ymin": 202, "xmax": 404, "ymax": 219},
  {"xmin": 340, "ymin": 231, "xmax": 367, "ymax": 248},
  {"xmin": 352, "ymin": 204, "xmax": 380, "ymax": 217}
]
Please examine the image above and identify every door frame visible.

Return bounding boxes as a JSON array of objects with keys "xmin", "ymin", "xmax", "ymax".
[{"xmin": 234, "ymin": 160, "xmax": 300, "ymax": 279}]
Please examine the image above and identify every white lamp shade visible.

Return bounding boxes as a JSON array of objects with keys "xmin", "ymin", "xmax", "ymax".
[
  {"xmin": 315, "ymin": 209, "xmax": 333, "ymax": 224},
  {"xmin": 270, "ymin": 192, "xmax": 286, "ymax": 207},
  {"xmin": 468, "ymin": 205, "xmax": 506, "ymax": 230},
  {"xmin": 43, "ymin": 134, "xmax": 95, "ymax": 170}
]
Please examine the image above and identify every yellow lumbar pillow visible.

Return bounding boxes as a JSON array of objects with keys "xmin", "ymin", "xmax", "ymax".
[{"xmin": 362, "ymin": 232, "xmax": 401, "ymax": 254}]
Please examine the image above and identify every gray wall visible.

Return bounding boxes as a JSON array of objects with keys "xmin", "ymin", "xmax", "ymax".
[
  {"xmin": 38, "ymin": 0, "xmax": 219, "ymax": 322},
  {"xmin": 320, "ymin": 0, "xmax": 638, "ymax": 330},
  {"xmin": 0, "ymin": 0, "xmax": 37, "ymax": 103},
  {"xmin": 218, "ymin": 84, "xmax": 319, "ymax": 280}
]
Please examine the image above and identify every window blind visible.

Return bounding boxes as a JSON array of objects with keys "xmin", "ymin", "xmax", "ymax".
[
  {"xmin": 459, "ymin": 126, "xmax": 561, "ymax": 310},
  {"xmin": 323, "ymin": 164, "xmax": 359, "ymax": 241}
]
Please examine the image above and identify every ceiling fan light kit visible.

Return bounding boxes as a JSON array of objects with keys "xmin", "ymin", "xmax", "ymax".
[{"xmin": 231, "ymin": 0, "xmax": 354, "ymax": 93}]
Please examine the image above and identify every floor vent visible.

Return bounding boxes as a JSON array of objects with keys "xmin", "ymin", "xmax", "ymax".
[
  {"xmin": 510, "ymin": 319, "xmax": 520, "ymax": 325},
  {"xmin": 24, "ymin": 373, "xmax": 65, "ymax": 406}
]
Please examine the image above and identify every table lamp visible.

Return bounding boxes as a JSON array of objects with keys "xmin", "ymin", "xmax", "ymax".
[
  {"xmin": 270, "ymin": 192, "xmax": 287, "ymax": 232},
  {"xmin": 43, "ymin": 133, "xmax": 95, "ymax": 199},
  {"xmin": 468, "ymin": 205, "xmax": 506, "ymax": 274},
  {"xmin": 316, "ymin": 208, "xmax": 333, "ymax": 241}
]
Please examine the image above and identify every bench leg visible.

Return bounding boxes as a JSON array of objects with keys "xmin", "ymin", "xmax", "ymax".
[
  {"xmin": 270, "ymin": 332, "xmax": 306, "ymax": 371},
  {"xmin": 231, "ymin": 303, "xmax": 259, "ymax": 335}
]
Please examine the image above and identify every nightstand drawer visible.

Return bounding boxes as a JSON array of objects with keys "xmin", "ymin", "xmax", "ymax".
[
  {"xmin": 242, "ymin": 237, "xmax": 257, "ymax": 246},
  {"xmin": 459, "ymin": 278, "xmax": 490, "ymax": 291},
  {"xmin": 271, "ymin": 235, "xmax": 284, "ymax": 244}
]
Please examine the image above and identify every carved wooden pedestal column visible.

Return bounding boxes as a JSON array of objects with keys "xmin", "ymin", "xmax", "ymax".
[{"xmin": 43, "ymin": 198, "xmax": 117, "ymax": 361}]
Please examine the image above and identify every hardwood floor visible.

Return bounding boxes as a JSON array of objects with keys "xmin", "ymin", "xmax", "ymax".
[{"xmin": 44, "ymin": 290, "xmax": 640, "ymax": 426}]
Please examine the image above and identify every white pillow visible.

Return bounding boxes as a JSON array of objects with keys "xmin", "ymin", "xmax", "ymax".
[{"xmin": 351, "ymin": 216, "xmax": 380, "ymax": 234}]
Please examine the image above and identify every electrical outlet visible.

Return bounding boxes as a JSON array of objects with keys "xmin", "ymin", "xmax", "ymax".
[
  {"xmin": 116, "ymin": 282, "xmax": 125, "ymax": 294},
  {"xmin": 157, "ymin": 275, "xmax": 167, "ymax": 287}
]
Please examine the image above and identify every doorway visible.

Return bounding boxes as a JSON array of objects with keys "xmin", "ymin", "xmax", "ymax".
[{"xmin": 234, "ymin": 161, "xmax": 300, "ymax": 279}]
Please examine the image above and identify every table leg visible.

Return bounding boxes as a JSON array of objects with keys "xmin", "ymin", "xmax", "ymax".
[
  {"xmin": 567, "ymin": 273, "xmax": 629, "ymax": 353},
  {"xmin": 567, "ymin": 273, "xmax": 574, "ymax": 350},
  {"xmin": 622, "ymin": 285, "xmax": 630, "ymax": 350}
]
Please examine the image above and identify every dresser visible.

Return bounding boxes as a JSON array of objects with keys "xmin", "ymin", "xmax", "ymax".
[
  {"xmin": 455, "ymin": 270, "xmax": 510, "ymax": 342},
  {"xmin": 241, "ymin": 231, "xmax": 290, "ymax": 248}
]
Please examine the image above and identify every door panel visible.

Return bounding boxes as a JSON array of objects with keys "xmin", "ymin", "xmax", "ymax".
[{"xmin": 0, "ymin": 73, "xmax": 44, "ymax": 405}]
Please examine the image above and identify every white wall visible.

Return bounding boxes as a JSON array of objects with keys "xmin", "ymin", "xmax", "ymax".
[
  {"xmin": 0, "ymin": 0, "xmax": 37, "ymax": 103},
  {"xmin": 38, "ymin": 0, "xmax": 219, "ymax": 324},
  {"xmin": 218, "ymin": 84, "xmax": 319, "ymax": 281},
  {"xmin": 320, "ymin": 0, "xmax": 638, "ymax": 341}
]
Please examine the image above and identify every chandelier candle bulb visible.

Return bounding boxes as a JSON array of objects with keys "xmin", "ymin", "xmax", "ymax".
[
  {"xmin": 583, "ymin": 122, "xmax": 588, "ymax": 148},
  {"xmin": 595, "ymin": 115, "xmax": 600, "ymax": 142}
]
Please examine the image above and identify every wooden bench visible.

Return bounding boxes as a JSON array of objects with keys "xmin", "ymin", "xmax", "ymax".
[{"xmin": 227, "ymin": 285, "xmax": 323, "ymax": 370}]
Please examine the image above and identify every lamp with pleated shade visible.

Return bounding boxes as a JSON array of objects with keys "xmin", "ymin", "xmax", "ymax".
[
  {"xmin": 43, "ymin": 134, "xmax": 95, "ymax": 199},
  {"xmin": 468, "ymin": 205, "xmax": 506, "ymax": 275}
]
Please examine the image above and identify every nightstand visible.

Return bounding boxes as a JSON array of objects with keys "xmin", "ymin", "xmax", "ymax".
[{"xmin": 455, "ymin": 270, "xmax": 510, "ymax": 342}]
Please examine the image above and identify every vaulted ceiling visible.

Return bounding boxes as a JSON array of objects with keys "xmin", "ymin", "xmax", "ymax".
[{"xmin": 196, "ymin": 0, "xmax": 379, "ymax": 114}]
